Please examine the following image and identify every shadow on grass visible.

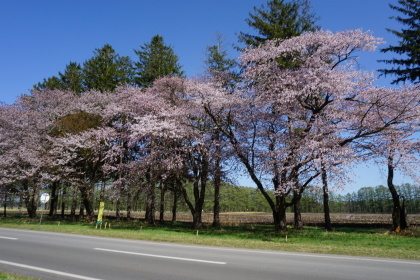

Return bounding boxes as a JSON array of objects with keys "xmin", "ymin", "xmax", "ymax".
[{"xmin": 2, "ymin": 214, "xmax": 419, "ymax": 242}]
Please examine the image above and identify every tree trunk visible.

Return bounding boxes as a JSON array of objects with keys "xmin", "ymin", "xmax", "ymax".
[
  {"xmin": 212, "ymin": 155, "xmax": 222, "ymax": 228},
  {"xmin": 60, "ymin": 185, "xmax": 67, "ymax": 220},
  {"xmin": 273, "ymin": 195, "xmax": 288, "ymax": 232},
  {"xmin": 181, "ymin": 153, "xmax": 209, "ymax": 230},
  {"xmin": 182, "ymin": 183, "xmax": 205, "ymax": 229},
  {"xmin": 192, "ymin": 210, "xmax": 203, "ymax": 229},
  {"xmin": 24, "ymin": 180, "xmax": 39, "ymax": 219},
  {"xmin": 145, "ymin": 185, "xmax": 156, "ymax": 224},
  {"xmin": 322, "ymin": 162, "xmax": 332, "ymax": 231},
  {"xmin": 3, "ymin": 192, "xmax": 7, "ymax": 217},
  {"xmin": 80, "ymin": 182, "xmax": 94, "ymax": 216},
  {"xmin": 194, "ymin": 156, "xmax": 209, "ymax": 229},
  {"xmin": 171, "ymin": 189, "xmax": 178, "ymax": 223},
  {"xmin": 126, "ymin": 189, "xmax": 132, "ymax": 220},
  {"xmin": 79, "ymin": 202, "xmax": 85, "ymax": 218},
  {"xmin": 387, "ymin": 154, "xmax": 409, "ymax": 232},
  {"xmin": 116, "ymin": 198, "xmax": 121, "ymax": 220},
  {"xmin": 293, "ymin": 191, "xmax": 303, "ymax": 230},
  {"xmin": 133, "ymin": 189, "xmax": 141, "ymax": 212},
  {"xmin": 159, "ymin": 181, "xmax": 166, "ymax": 223},
  {"xmin": 181, "ymin": 177, "xmax": 207, "ymax": 230},
  {"xmin": 70, "ymin": 185, "xmax": 78, "ymax": 219},
  {"xmin": 100, "ymin": 180, "xmax": 106, "ymax": 202},
  {"xmin": 48, "ymin": 181, "xmax": 59, "ymax": 217}
]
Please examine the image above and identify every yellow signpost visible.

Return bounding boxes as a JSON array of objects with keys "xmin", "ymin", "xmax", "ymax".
[{"xmin": 96, "ymin": 202, "xmax": 105, "ymax": 229}]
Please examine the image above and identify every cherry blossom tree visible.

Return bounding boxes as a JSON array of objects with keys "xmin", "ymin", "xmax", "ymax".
[
  {"xmin": 0, "ymin": 88, "xmax": 117, "ymax": 218},
  {"xmin": 363, "ymin": 121, "xmax": 419, "ymax": 231},
  {"xmin": 99, "ymin": 79, "xmax": 190, "ymax": 223},
  {"xmin": 0, "ymin": 91, "xmax": 67, "ymax": 217},
  {"xmin": 196, "ymin": 29, "xmax": 420, "ymax": 232},
  {"xmin": 112, "ymin": 77, "xmax": 222, "ymax": 229}
]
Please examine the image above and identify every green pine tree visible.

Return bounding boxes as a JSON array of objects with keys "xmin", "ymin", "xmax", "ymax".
[
  {"xmin": 379, "ymin": 0, "xmax": 420, "ymax": 84},
  {"xmin": 204, "ymin": 33, "xmax": 238, "ymax": 89},
  {"xmin": 83, "ymin": 44, "xmax": 134, "ymax": 92},
  {"xmin": 134, "ymin": 35, "xmax": 184, "ymax": 88},
  {"xmin": 238, "ymin": 0, "xmax": 319, "ymax": 48},
  {"xmin": 34, "ymin": 62, "xmax": 83, "ymax": 94},
  {"xmin": 58, "ymin": 62, "xmax": 84, "ymax": 94},
  {"xmin": 33, "ymin": 76, "xmax": 63, "ymax": 91},
  {"xmin": 205, "ymin": 34, "xmax": 237, "ymax": 74}
]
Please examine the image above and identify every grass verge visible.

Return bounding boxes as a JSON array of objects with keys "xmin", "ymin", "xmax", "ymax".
[
  {"xmin": 0, "ymin": 215, "xmax": 419, "ymax": 260},
  {"xmin": 0, "ymin": 271, "xmax": 40, "ymax": 280}
]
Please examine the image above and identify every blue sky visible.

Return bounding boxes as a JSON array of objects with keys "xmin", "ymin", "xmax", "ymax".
[{"xmin": 0, "ymin": 0, "xmax": 411, "ymax": 192}]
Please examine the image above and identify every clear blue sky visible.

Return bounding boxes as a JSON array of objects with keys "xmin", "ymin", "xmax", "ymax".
[{"xmin": 0, "ymin": 0, "xmax": 410, "ymax": 192}]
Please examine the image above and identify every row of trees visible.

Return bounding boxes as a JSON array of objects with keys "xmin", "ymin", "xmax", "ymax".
[
  {"xmin": 1, "ymin": 0, "xmax": 419, "ymax": 233},
  {"xmin": 34, "ymin": 35, "xmax": 184, "ymax": 93},
  {"xmin": 303, "ymin": 184, "xmax": 419, "ymax": 214},
  {"xmin": 3, "ymin": 183, "xmax": 418, "ymax": 217}
]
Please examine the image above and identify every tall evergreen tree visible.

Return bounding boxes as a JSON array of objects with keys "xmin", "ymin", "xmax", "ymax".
[
  {"xmin": 204, "ymin": 33, "xmax": 238, "ymax": 87},
  {"xmin": 238, "ymin": 0, "xmax": 319, "ymax": 48},
  {"xmin": 134, "ymin": 35, "xmax": 184, "ymax": 88},
  {"xmin": 34, "ymin": 76, "xmax": 63, "ymax": 91},
  {"xmin": 34, "ymin": 62, "xmax": 83, "ymax": 94},
  {"xmin": 378, "ymin": 0, "xmax": 420, "ymax": 84},
  {"xmin": 83, "ymin": 44, "xmax": 134, "ymax": 92},
  {"xmin": 58, "ymin": 62, "xmax": 84, "ymax": 94}
]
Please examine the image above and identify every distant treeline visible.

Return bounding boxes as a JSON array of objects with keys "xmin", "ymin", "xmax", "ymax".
[
  {"xmin": 299, "ymin": 184, "xmax": 419, "ymax": 214},
  {"xmin": 202, "ymin": 183, "xmax": 419, "ymax": 214},
  {"xmin": 2, "ymin": 183, "xmax": 418, "ymax": 216}
]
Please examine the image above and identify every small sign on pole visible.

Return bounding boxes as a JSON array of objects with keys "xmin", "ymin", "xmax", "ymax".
[
  {"xmin": 40, "ymin": 193, "xmax": 50, "ymax": 204},
  {"xmin": 39, "ymin": 193, "xmax": 50, "ymax": 227}
]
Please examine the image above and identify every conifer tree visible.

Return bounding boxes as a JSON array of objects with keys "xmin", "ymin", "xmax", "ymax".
[
  {"xmin": 134, "ymin": 35, "xmax": 184, "ymax": 88},
  {"xmin": 34, "ymin": 62, "xmax": 83, "ymax": 94},
  {"xmin": 35, "ymin": 45, "xmax": 134, "ymax": 93},
  {"xmin": 34, "ymin": 76, "xmax": 63, "ymax": 91},
  {"xmin": 59, "ymin": 62, "xmax": 84, "ymax": 94},
  {"xmin": 83, "ymin": 44, "xmax": 134, "ymax": 92},
  {"xmin": 204, "ymin": 33, "xmax": 238, "ymax": 88},
  {"xmin": 379, "ymin": 0, "xmax": 420, "ymax": 84},
  {"xmin": 238, "ymin": 0, "xmax": 319, "ymax": 47}
]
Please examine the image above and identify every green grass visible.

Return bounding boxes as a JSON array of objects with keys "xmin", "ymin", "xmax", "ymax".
[
  {"xmin": 0, "ymin": 215, "xmax": 419, "ymax": 260},
  {"xmin": 0, "ymin": 271, "xmax": 40, "ymax": 280}
]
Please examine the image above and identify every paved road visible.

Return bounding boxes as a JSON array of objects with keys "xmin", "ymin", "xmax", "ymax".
[{"xmin": 0, "ymin": 227, "xmax": 418, "ymax": 280}]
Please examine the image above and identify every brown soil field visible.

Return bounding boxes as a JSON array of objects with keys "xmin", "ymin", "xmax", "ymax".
[
  {"xmin": 102, "ymin": 211, "xmax": 420, "ymax": 227},
  {"xmin": 4, "ymin": 209, "xmax": 419, "ymax": 227}
]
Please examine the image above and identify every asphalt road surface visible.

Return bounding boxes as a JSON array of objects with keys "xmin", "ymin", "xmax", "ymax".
[{"xmin": 0, "ymin": 227, "xmax": 419, "ymax": 280}]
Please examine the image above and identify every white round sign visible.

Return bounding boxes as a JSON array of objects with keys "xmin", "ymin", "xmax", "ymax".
[{"xmin": 40, "ymin": 193, "xmax": 50, "ymax": 203}]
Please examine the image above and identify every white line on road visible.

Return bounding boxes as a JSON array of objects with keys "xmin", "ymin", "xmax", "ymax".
[
  {"xmin": 97, "ymin": 239, "xmax": 419, "ymax": 266},
  {"xmin": 0, "ymin": 236, "xmax": 17, "ymax": 240},
  {"xmin": 94, "ymin": 248, "xmax": 227, "ymax": 265},
  {"xmin": 0, "ymin": 260, "xmax": 103, "ymax": 280}
]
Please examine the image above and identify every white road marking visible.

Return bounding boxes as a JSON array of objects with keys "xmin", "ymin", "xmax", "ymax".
[
  {"xmin": 93, "ymin": 240, "xmax": 419, "ymax": 266},
  {"xmin": 0, "ymin": 236, "xmax": 17, "ymax": 240},
  {"xmin": 0, "ymin": 260, "xmax": 103, "ymax": 280},
  {"xmin": 94, "ymin": 248, "xmax": 227, "ymax": 265}
]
